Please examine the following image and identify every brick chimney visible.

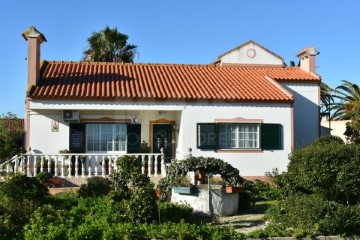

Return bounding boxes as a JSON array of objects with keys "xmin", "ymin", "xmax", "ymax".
[
  {"xmin": 296, "ymin": 46, "xmax": 319, "ymax": 74},
  {"xmin": 22, "ymin": 26, "xmax": 46, "ymax": 87}
]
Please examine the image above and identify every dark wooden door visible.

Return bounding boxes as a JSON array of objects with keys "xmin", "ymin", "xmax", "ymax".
[{"xmin": 152, "ymin": 124, "xmax": 173, "ymax": 162}]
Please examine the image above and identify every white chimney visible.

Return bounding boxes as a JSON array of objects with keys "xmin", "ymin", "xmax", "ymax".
[
  {"xmin": 22, "ymin": 26, "xmax": 46, "ymax": 87},
  {"xmin": 296, "ymin": 46, "xmax": 319, "ymax": 74}
]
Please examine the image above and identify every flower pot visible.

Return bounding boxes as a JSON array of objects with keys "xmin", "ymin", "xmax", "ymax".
[
  {"xmin": 173, "ymin": 186, "xmax": 192, "ymax": 194},
  {"xmin": 225, "ymin": 186, "xmax": 244, "ymax": 193}
]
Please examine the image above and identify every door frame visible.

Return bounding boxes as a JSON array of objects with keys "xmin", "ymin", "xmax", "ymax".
[{"xmin": 149, "ymin": 118, "xmax": 175, "ymax": 159}]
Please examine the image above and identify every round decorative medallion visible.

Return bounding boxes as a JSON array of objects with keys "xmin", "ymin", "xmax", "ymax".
[{"xmin": 247, "ymin": 48, "xmax": 256, "ymax": 58}]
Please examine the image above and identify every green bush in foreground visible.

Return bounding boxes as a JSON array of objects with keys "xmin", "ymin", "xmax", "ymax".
[{"xmin": 264, "ymin": 194, "xmax": 360, "ymax": 237}]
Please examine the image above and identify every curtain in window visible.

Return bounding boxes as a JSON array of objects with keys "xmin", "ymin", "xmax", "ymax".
[{"xmin": 86, "ymin": 123, "xmax": 127, "ymax": 152}]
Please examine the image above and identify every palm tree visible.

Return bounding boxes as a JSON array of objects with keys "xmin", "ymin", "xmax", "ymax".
[
  {"xmin": 332, "ymin": 80, "xmax": 360, "ymax": 120},
  {"xmin": 320, "ymin": 82, "xmax": 334, "ymax": 118},
  {"xmin": 82, "ymin": 26, "xmax": 137, "ymax": 63}
]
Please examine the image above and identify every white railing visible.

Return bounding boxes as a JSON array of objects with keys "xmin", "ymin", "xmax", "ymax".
[{"xmin": 0, "ymin": 151, "xmax": 166, "ymax": 178}]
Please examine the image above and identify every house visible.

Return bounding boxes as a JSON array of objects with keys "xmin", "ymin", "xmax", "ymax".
[{"xmin": 14, "ymin": 26, "xmax": 321, "ymax": 179}]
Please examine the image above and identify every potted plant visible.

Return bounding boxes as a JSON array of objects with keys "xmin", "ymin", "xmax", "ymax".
[
  {"xmin": 173, "ymin": 175, "xmax": 193, "ymax": 194},
  {"xmin": 225, "ymin": 185, "xmax": 245, "ymax": 193}
]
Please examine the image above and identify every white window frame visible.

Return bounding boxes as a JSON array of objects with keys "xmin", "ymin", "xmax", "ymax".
[
  {"xmin": 86, "ymin": 123, "xmax": 127, "ymax": 153},
  {"xmin": 219, "ymin": 123, "xmax": 260, "ymax": 149}
]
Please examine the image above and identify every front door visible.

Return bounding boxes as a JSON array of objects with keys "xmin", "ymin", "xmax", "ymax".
[{"xmin": 152, "ymin": 124, "xmax": 173, "ymax": 162}]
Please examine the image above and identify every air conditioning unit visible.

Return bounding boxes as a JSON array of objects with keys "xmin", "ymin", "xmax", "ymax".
[{"xmin": 63, "ymin": 110, "xmax": 80, "ymax": 121}]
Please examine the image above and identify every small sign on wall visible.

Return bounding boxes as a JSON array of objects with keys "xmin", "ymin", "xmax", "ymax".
[{"xmin": 51, "ymin": 121, "xmax": 59, "ymax": 132}]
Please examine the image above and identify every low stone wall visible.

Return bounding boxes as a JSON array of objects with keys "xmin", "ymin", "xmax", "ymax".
[{"xmin": 171, "ymin": 185, "xmax": 239, "ymax": 216}]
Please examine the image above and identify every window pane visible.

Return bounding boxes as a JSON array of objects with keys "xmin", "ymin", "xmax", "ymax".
[
  {"xmin": 219, "ymin": 123, "xmax": 259, "ymax": 149},
  {"xmin": 86, "ymin": 123, "xmax": 127, "ymax": 152}
]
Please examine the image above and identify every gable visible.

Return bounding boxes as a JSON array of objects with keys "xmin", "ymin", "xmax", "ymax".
[{"xmin": 217, "ymin": 40, "xmax": 284, "ymax": 66}]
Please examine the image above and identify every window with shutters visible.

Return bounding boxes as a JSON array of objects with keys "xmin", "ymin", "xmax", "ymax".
[
  {"xmin": 86, "ymin": 123, "xmax": 127, "ymax": 152},
  {"xmin": 219, "ymin": 123, "xmax": 259, "ymax": 149},
  {"xmin": 197, "ymin": 122, "xmax": 281, "ymax": 150}
]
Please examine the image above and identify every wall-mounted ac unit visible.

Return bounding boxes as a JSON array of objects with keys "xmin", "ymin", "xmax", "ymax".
[{"xmin": 63, "ymin": 110, "xmax": 80, "ymax": 121}]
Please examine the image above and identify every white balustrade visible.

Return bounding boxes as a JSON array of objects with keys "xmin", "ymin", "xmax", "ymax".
[{"xmin": 0, "ymin": 152, "xmax": 167, "ymax": 179}]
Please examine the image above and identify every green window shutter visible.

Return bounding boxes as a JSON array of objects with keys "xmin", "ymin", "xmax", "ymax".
[
  {"xmin": 197, "ymin": 123, "xmax": 219, "ymax": 149},
  {"xmin": 69, "ymin": 123, "xmax": 85, "ymax": 153},
  {"xmin": 261, "ymin": 123, "xmax": 282, "ymax": 150},
  {"xmin": 127, "ymin": 124, "xmax": 141, "ymax": 153}
]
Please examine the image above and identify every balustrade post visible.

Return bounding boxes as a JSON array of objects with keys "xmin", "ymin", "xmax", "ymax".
[
  {"xmin": 47, "ymin": 156, "xmax": 51, "ymax": 173},
  {"xmin": 141, "ymin": 155, "xmax": 145, "ymax": 174},
  {"xmin": 161, "ymin": 148, "xmax": 166, "ymax": 177},
  {"xmin": 33, "ymin": 157, "xmax": 37, "ymax": 176},
  {"xmin": 20, "ymin": 155, "xmax": 25, "ymax": 174},
  {"xmin": 155, "ymin": 154, "xmax": 159, "ymax": 177},
  {"xmin": 27, "ymin": 156, "xmax": 31, "ymax": 177},
  {"xmin": 6, "ymin": 163, "xmax": 10, "ymax": 174},
  {"xmin": 102, "ymin": 156, "xmax": 105, "ymax": 177},
  {"xmin": 54, "ymin": 156, "xmax": 58, "ymax": 177},
  {"xmin": 40, "ymin": 157, "xmax": 44, "ymax": 173},
  {"xmin": 81, "ymin": 156, "xmax": 85, "ymax": 178},
  {"xmin": 88, "ymin": 156, "xmax": 92, "ymax": 177},
  {"xmin": 68, "ymin": 155, "xmax": 72, "ymax": 178},
  {"xmin": 75, "ymin": 156, "xmax": 79, "ymax": 178},
  {"xmin": 61, "ymin": 156, "xmax": 65, "ymax": 178},
  {"xmin": 95, "ymin": 156, "xmax": 98, "ymax": 176},
  {"xmin": 147, "ymin": 154, "xmax": 152, "ymax": 176},
  {"xmin": 15, "ymin": 156, "xmax": 19, "ymax": 173}
]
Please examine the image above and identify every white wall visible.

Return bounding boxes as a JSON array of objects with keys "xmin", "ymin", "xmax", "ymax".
[
  {"xmin": 281, "ymin": 82, "xmax": 319, "ymax": 147},
  {"xmin": 321, "ymin": 119, "xmax": 349, "ymax": 142},
  {"xmin": 29, "ymin": 100, "xmax": 292, "ymax": 177},
  {"xmin": 219, "ymin": 42, "xmax": 283, "ymax": 65},
  {"xmin": 177, "ymin": 102, "xmax": 292, "ymax": 176}
]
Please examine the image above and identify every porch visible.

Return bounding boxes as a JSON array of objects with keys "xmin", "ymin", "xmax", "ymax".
[{"xmin": 0, "ymin": 151, "xmax": 167, "ymax": 181}]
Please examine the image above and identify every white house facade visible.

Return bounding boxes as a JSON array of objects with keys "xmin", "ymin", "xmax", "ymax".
[{"xmin": 19, "ymin": 27, "xmax": 321, "ymax": 178}]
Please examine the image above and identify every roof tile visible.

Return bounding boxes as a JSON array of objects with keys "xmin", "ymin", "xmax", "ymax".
[{"xmin": 31, "ymin": 61, "xmax": 320, "ymax": 102}]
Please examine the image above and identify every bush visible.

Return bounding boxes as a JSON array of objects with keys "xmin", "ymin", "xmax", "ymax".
[
  {"xmin": 264, "ymin": 194, "xmax": 360, "ymax": 237},
  {"xmin": 78, "ymin": 176, "xmax": 112, "ymax": 198},
  {"xmin": 0, "ymin": 174, "xmax": 48, "ymax": 204},
  {"xmin": 0, "ymin": 174, "xmax": 49, "ymax": 238},
  {"xmin": 313, "ymin": 135, "xmax": 345, "ymax": 145},
  {"xmin": 274, "ymin": 143, "xmax": 360, "ymax": 203},
  {"xmin": 110, "ymin": 155, "xmax": 158, "ymax": 223},
  {"xmin": 159, "ymin": 202, "xmax": 193, "ymax": 223},
  {"xmin": 265, "ymin": 194, "xmax": 327, "ymax": 237}
]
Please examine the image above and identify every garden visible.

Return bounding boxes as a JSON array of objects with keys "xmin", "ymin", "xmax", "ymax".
[{"xmin": 1, "ymin": 135, "xmax": 360, "ymax": 239}]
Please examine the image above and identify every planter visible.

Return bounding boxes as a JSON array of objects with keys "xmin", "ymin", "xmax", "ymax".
[
  {"xmin": 173, "ymin": 186, "xmax": 192, "ymax": 195},
  {"xmin": 225, "ymin": 186, "xmax": 244, "ymax": 194}
]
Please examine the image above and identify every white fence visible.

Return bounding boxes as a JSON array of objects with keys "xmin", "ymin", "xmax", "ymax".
[{"xmin": 0, "ymin": 152, "xmax": 166, "ymax": 178}]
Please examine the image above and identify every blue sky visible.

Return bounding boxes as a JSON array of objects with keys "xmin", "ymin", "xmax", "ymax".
[{"xmin": 0, "ymin": 1, "xmax": 359, "ymax": 117}]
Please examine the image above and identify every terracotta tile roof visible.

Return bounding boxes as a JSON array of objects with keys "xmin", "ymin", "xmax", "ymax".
[
  {"xmin": 29, "ymin": 61, "xmax": 320, "ymax": 102},
  {"xmin": 0, "ymin": 119, "xmax": 24, "ymax": 132}
]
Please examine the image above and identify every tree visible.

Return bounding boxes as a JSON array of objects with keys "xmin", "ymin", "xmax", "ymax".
[
  {"xmin": 0, "ymin": 112, "xmax": 24, "ymax": 163},
  {"xmin": 320, "ymin": 82, "xmax": 334, "ymax": 118},
  {"xmin": 332, "ymin": 80, "xmax": 360, "ymax": 120},
  {"xmin": 82, "ymin": 26, "xmax": 137, "ymax": 63}
]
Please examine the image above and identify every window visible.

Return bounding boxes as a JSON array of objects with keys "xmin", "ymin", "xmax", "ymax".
[
  {"xmin": 86, "ymin": 123, "xmax": 127, "ymax": 152},
  {"xmin": 197, "ymin": 122, "xmax": 281, "ymax": 150},
  {"xmin": 219, "ymin": 123, "xmax": 259, "ymax": 149}
]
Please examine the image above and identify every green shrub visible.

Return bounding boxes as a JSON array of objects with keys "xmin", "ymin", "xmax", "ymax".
[
  {"xmin": 319, "ymin": 202, "xmax": 360, "ymax": 236},
  {"xmin": 44, "ymin": 192, "xmax": 79, "ymax": 211},
  {"xmin": 78, "ymin": 176, "xmax": 112, "ymax": 198},
  {"xmin": 159, "ymin": 202, "xmax": 193, "ymax": 223},
  {"xmin": 264, "ymin": 194, "xmax": 327, "ymax": 237},
  {"xmin": 24, "ymin": 205, "xmax": 69, "ymax": 240},
  {"xmin": 0, "ymin": 174, "xmax": 48, "ymax": 203},
  {"xmin": 264, "ymin": 194, "xmax": 360, "ymax": 237},
  {"xmin": 35, "ymin": 171, "xmax": 53, "ymax": 182},
  {"xmin": 110, "ymin": 155, "xmax": 158, "ymax": 223},
  {"xmin": 274, "ymin": 143, "xmax": 360, "ymax": 203},
  {"xmin": 313, "ymin": 135, "xmax": 345, "ymax": 145}
]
